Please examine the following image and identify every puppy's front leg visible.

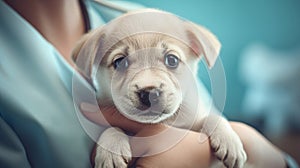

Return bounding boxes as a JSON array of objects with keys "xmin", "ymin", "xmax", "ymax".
[
  {"xmin": 95, "ymin": 127, "xmax": 132, "ymax": 168},
  {"xmin": 195, "ymin": 113, "xmax": 247, "ymax": 168}
]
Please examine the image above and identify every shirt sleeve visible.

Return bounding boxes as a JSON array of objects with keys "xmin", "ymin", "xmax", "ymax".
[{"xmin": 0, "ymin": 114, "xmax": 31, "ymax": 168}]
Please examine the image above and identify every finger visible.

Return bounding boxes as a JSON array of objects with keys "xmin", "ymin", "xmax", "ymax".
[
  {"xmin": 80, "ymin": 102, "xmax": 111, "ymax": 126},
  {"xmin": 80, "ymin": 102, "xmax": 144, "ymax": 133}
]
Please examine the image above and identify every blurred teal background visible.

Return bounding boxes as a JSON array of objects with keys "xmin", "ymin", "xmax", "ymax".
[
  {"xmin": 129, "ymin": 0, "xmax": 300, "ymax": 118},
  {"xmin": 129, "ymin": 0, "xmax": 300, "ymax": 163}
]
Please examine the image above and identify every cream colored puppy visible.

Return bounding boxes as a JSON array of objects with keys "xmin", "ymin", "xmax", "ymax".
[{"xmin": 72, "ymin": 9, "xmax": 247, "ymax": 168}]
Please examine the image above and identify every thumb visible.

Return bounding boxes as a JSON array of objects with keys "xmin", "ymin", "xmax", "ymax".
[{"xmin": 79, "ymin": 102, "xmax": 110, "ymax": 126}]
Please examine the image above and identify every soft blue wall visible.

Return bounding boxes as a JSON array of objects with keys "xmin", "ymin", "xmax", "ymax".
[{"xmin": 129, "ymin": 0, "xmax": 300, "ymax": 120}]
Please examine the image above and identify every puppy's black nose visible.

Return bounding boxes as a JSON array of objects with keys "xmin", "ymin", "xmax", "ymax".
[{"xmin": 137, "ymin": 87, "xmax": 161, "ymax": 107}]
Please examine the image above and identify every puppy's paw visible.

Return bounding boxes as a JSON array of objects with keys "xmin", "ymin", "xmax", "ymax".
[
  {"xmin": 210, "ymin": 126, "xmax": 247, "ymax": 168},
  {"xmin": 95, "ymin": 127, "xmax": 132, "ymax": 168}
]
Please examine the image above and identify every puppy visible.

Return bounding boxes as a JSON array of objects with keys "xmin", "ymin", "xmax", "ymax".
[{"xmin": 72, "ymin": 9, "xmax": 247, "ymax": 168}]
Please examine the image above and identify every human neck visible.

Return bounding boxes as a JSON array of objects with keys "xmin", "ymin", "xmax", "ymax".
[{"xmin": 4, "ymin": 0, "xmax": 86, "ymax": 65}]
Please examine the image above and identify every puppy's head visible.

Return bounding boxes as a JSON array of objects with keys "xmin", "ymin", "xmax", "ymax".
[{"xmin": 72, "ymin": 9, "xmax": 221, "ymax": 124}]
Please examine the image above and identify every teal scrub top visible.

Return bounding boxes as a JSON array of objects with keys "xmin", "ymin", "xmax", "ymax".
[{"xmin": 0, "ymin": 1, "xmax": 143, "ymax": 167}]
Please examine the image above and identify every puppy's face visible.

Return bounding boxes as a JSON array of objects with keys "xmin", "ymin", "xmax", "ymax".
[
  {"xmin": 96, "ymin": 33, "xmax": 199, "ymax": 123},
  {"xmin": 72, "ymin": 9, "xmax": 221, "ymax": 124}
]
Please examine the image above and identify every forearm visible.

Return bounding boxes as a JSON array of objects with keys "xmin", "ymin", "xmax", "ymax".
[
  {"xmin": 132, "ymin": 122, "xmax": 287, "ymax": 168},
  {"xmin": 132, "ymin": 124, "xmax": 212, "ymax": 168},
  {"xmin": 230, "ymin": 122, "xmax": 286, "ymax": 168},
  {"xmin": 83, "ymin": 103, "xmax": 287, "ymax": 167}
]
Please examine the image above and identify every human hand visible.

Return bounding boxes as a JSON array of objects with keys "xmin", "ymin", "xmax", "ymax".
[
  {"xmin": 79, "ymin": 102, "xmax": 145, "ymax": 134},
  {"xmin": 78, "ymin": 104, "xmax": 288, "ymax": 168},
  {"xmin": 129, "ymin": 124, "xmax": 213, "ymax": 168},
  {"xmin": 80, "ymin": 102, "xmax": 214, "ymax": 168}
]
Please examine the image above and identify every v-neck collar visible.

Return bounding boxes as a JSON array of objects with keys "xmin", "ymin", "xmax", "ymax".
[
  {"xmin": 79, "ymin": 0, "xmax": 91, "ymax": 33},
  {"xmin": 0, "ymin": 0, "xmax": 104, "ymax": 94}
]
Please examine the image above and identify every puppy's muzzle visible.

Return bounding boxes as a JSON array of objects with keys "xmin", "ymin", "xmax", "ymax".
[{"xmin": 136, "ymin": 87, "xmax": 162, "ymax": 108}]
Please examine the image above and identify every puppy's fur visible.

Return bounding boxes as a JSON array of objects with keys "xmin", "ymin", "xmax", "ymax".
[{"xmin": 73, "ymin": 9, "xmax": 246, "ymax": 168}]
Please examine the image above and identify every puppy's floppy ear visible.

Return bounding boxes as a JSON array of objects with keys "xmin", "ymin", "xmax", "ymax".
[
  {"xmin": 71, "ymin": 31, "xmax": 101, "ymax": 88},
  {"xmin": 72, "ymin": 32, "xmax": 93, "ymax": 64},
  {"xmin": 185, "ymin": 22, "xmax": 221, "ymax": 68}
]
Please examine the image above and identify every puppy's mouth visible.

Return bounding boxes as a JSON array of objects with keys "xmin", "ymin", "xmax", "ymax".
[
  {"xmin": 134, "ymin": 108, "xmax": 178, "ymax": 124},
  {"xmin": 136, "ymin": 101, "xmax": 164, "ymax": 111},
  {"xmin": 134, "ymin": 103, "xmax": 168, "ymax": 120},
  {"xmin": 129, "ymin": 97, "xmax": 181, "ymax": 123},
  {"xmin": 137, "ymin": 108, "xmax": 167, "ymax": 117}
]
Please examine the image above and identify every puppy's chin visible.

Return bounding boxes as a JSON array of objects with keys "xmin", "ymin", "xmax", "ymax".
[{"xmin": 122, "ymin": 108, "xmax": 179, "ymax": 124}]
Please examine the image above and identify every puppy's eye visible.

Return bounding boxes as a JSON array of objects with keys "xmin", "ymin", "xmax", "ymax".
[
  {"xmin": 113, "ymin": 56, "xmax": 129, "ymax": 71},
  {"xmin": 164, "ymin": 54, "xmax": 179, "ymax": 69}
]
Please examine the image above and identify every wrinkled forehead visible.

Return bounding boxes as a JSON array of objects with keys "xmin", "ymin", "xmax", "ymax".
[
  {"xmin": 110, "ymin": 33, "xmax": 188, "ymax": 52},
  {"xmin": 94, "ymin": 11, "xmax": 190, "ymax": 59},
  {"xmin": 120, "ymin": 33, "xmax": 166, "ymax": 50},
  {"xmin": 103, "ymin": 9, "xmax": 188, "ymax": 42}
]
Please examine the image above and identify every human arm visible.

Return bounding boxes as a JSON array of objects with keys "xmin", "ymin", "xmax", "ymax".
[
  {"xmin": 132, "ymin": 122, "xmax": 287, "ymax": 168},
  {"xmin": 230, "ymin": 122, "xmax": 286, "ymax": 168},
  {"xmin": 81, "ymin": 103, "xmax": 287, "ymax": 168}
]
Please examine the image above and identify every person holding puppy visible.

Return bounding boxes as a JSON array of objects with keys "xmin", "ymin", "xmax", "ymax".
[{"xmin": 0, "ymin": 0, "xmax": 297, "ymax": 168}]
